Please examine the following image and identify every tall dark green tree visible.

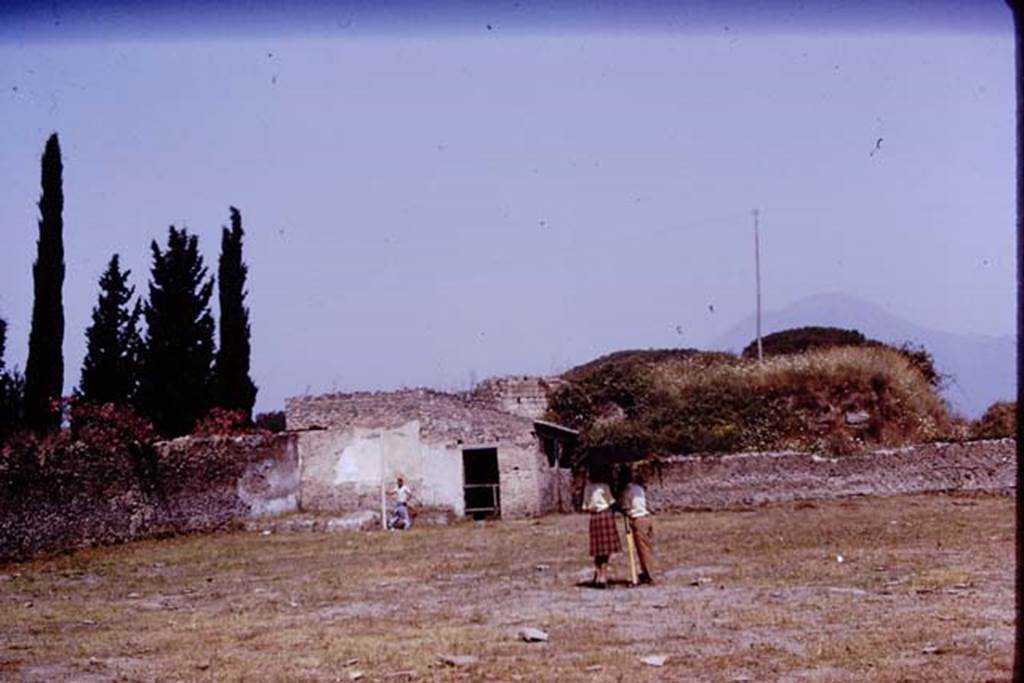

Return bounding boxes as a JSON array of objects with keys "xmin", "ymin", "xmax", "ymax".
[
  {"xmin": 137, "ymin": 227, "xmax": 216, "ymax": 437},
  {"xmin": 212, "ymin": 207, "xmax": 257, "ymax": 420},
  {"xmin": 78, "ymin": 254, "xmax": 143, "ymax": 406},
  {"xmin": 23, "ymin": 133, "xmax": 65, "ymax": 432}
]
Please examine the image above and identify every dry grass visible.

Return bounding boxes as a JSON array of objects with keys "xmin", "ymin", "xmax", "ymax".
[{"xmin": 0, "ymin": 492, "xmax": 1013, "ymax": 682}]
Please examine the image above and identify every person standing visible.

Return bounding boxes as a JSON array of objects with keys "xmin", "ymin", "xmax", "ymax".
[
  {"xmin": 583, "ymin": 466, "xmax": 621, "ymax": 588},
  {"xmin": 619, "ymin": 468, "xmax": 655, "ymax": 585},
  {"xmin": 389, "ymin": 476, "xmax": 415, "ymax": 530}
]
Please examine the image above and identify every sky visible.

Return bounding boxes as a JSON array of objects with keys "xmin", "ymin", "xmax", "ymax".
[{"xmin": 0, "ymin": 0, "xmax": 1015, "ymax": 414}]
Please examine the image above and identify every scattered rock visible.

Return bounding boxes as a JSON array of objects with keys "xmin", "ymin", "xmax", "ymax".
[
  {"xmin": 640, "ymin": 655, "xmax": 667, "ymax": 667},
  {"xmin": 690, "ymin": 577, "xmax": 712, "ymax": 586},
  {"xmin": 922, "ymin": 644, "xmax": 946, "ymax": 655},
  {"xmin": 438, "ymin": 654, "xmax": 479, "ymax": 667},
  {"xmin": 344, "ymin": 658, "xmax": 359, "ymax": 667},
  {"xmin": 79, "ymin": 618, "xmax": 97, "ymax": 625},
  {"xmin": 195, "ymin": 662, "xmax": 210, "ymax": 671},
  {"xmin": 534, "ymin": 564, "xmax": 550, "ymax": 571},
  {"xmin": 845, "ymin": 410, "xmax": 870, "ymax": 426},
  {"xmin": 326, "ymin": 510, "xmax": 380, "ymax": 532},
  {"xmin": 584, "ymin": 664, "xmax": 603, "ymax": 672},
  {"xmin": 349, "ymin": 671, "xmax": 364, "ymax": 681},
  {"xmin": 835, "ymin": 555, "xmax": 844, "ymax": 563},
  {"xmin": 22, "ymin": 601, "xmax": 33, "ymax": 608},
  {"xmin": 127, "ymin": 592, "xmax": 141, "ymax": 599},
  {"xmin": 517, "ymin": 627, "xmax": 549, "ymax": 642},
  {"xmin": 261, "ymin": 530, "xmax": 272, "ymax": 536},
  {"xmin": 383, "ymin": 671, "xmax": 417, "ymax": 680}
]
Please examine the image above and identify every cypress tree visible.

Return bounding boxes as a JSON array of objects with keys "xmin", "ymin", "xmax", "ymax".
[
  {"xmin": 23, "ymin": 133, "xmax": 65, "ymax": 432},
  {"xmin": 137, "ymin": 227, "xmax": 216, "ymax": 437},
  {"xmin": 79, "ymin": 254, "xmax": 143, "ymax": 405},
  {"xmin": 212, "ymin": 207, "xmax": 257, "ymax": 420}
]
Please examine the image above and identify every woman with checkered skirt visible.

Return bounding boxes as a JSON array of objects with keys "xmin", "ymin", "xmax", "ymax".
[{"xmin": 583, "ymin": 468, "xmax": 621, "ymax": 588}]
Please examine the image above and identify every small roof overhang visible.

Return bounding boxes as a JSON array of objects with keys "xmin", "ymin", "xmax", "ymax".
[{"xmin": 532, "ymin": 419, "xmax": 580, "ymax": 440}]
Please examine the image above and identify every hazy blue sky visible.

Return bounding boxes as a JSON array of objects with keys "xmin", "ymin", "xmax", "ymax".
[{"xmin": 0, "ymin": 1, "xmax": 1014, "ymax": 413}]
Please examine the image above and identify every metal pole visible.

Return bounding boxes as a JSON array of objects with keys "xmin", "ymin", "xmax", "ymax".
[
  {"xmin": 1006, "ymin": 1, "xmax": 1024, "ymax": 678},
  {"xmin": 754, "ymin": 208, "xmax": 764, "ymax": 362}
]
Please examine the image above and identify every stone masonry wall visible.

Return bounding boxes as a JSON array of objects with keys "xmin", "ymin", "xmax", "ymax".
[
  {"xmin": 467, "ymin": 376, "xmax": 567, "ymax": 420},
  {"xmin": 646, "ymin": 439, "xmax": 1015, "ymax": 511},
  {"xmin": 0, "ymin": 433, "xmax": 298, "ymax": 564},
  {"xmin": 286, "ymin": 389, "xmax": 571, "ymax": 518},
  {"xmin": 286, "ymin": 389, "xmax": 538, "ymax": 450}
]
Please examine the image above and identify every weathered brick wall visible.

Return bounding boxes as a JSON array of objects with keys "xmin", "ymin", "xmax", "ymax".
[
  {"xmin": 645, "ymin": 439, "xmax": 1015, "ymax": 511},
  {"xmin": 467, "ymin": 376, "xmax": 566, "ymax": 420},
  {"xmin": 0, "ymin": 434, "xmax": 298, "ymax": 564}
]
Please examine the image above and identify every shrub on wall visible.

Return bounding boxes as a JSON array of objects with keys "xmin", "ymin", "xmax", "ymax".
[
  {"xmin": 254, "ymin": 410, "xmax": 286, "ymax": 433},
  {"xmin": 192, "ymin": 407, "xmax": 259, "ymax": 436},
  {"xmin": 972, "ymin": 401, "xmax": 1016, "ymax": 440}
]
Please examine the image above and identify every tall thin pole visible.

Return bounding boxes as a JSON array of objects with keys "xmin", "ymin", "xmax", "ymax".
[
  {"xmin": 753, "ymin": 208, "xmax": 763, "ymax": 362},
  {"xmin": 1007, "ymin": 1, "xmax": 1023, "ymax": 679}
]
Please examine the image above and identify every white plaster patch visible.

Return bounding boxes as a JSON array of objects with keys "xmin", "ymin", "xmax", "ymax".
[{"xmin": 334, "ymin": 433, "xmax": 382, "ymax": 485}]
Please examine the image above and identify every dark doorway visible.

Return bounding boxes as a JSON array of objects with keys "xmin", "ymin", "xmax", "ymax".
[{"xmin": 463, "ymin": 447, "xmax": 500, "ymax": 519}]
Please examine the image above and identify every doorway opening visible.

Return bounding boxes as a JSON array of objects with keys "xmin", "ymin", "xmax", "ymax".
[{"xmin": 463, "ymin": 447, "xmax": 500, "ymax": 520}]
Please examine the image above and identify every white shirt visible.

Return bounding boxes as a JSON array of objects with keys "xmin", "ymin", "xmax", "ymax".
[
  {"xmin": 582, "ymin": 482, "xmax": 614, "ymax": 513},
  {"xmin": 620, "ymin": 483, "xmax": 650, "ymax": 519},
  {"xmin": 394, "ymin": 484, "xmax": 412, "ymax": 505}
]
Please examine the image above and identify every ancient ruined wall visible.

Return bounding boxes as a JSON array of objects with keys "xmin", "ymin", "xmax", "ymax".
[
  {"xmin": 646, "ymin": 439, "xmax": 1015, "ymax": 511},
  {"xmin": 498, "ymin": 444, "xmax": 574, "ymax": 517},
  {"xmin": 297, "ymin": 426, "xmax": 556, "ymax": 519},
  {"xmin": 468, "ymin": 376, "xmax": 567, "ymax": 420},
  {"xmin": 287, "ymin": 389, "xmax": 558, "ymax": 519},
  {"xmin": 286, "ymin": 389, "xmax": 538, "ymax": 449},
  {"xmin": 0, "ymin": 434, "xmax": 298, "ymax": 563},
  {"xmin": 298, "ymin": 422, "xmax": 464, "ymax": 517}
]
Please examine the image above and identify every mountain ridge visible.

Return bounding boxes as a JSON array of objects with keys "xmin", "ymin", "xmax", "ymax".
[{"xmin": 711, "ymin": 292, "xmax": 1014, "ymax": 418}]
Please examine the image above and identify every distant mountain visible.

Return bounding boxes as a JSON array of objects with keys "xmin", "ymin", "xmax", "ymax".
[{"xmin": 712, "ymin": 292, "xmax": 1014, "ymax": 418}]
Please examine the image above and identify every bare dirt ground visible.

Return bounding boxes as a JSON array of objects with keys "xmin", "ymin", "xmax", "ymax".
[{"xmin": 0, "ymin": 492, "xmax": 1013, "ymax": 682}]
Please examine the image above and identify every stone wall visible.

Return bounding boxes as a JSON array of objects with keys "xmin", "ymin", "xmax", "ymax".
[
  {"xmin": 468, "ymin": 376, "xmax": 566, "ymax": 420},
  {"xmin": 286, "ymin": 389, "xmax": 538, "ymax": 449},
  {"xmin": 0, "ymin": 433, "xmax": 298, "ymax": 564},
  {"xmin": 295, "ymin": 422, "xmax": 570, "ymax": 519},
  {"xmin": 645, "ymin": 439, "xmax": 1015, "ymax": 511},
  {"xmin": 286, "ymin": 389, "xmax": 572, "ymax": 519}
]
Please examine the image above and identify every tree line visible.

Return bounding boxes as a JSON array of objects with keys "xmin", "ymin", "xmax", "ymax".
[{"xmin": 0, "ymin": 133, "xmax": 257, "ymax": 439}]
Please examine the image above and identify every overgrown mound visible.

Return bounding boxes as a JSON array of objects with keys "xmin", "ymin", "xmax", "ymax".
[
  {"xmin": 741, "ymin": 326, "xmax": 940, "ymax": 387},
  {"xmin": 547, "ymin": 345, "xmax": 952, "ymax": 456}
]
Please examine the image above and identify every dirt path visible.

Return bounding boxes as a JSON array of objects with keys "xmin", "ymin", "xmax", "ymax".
[{"xmin": 0, "ymin": 492, "xmax": 1013, "ymax": 681}]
